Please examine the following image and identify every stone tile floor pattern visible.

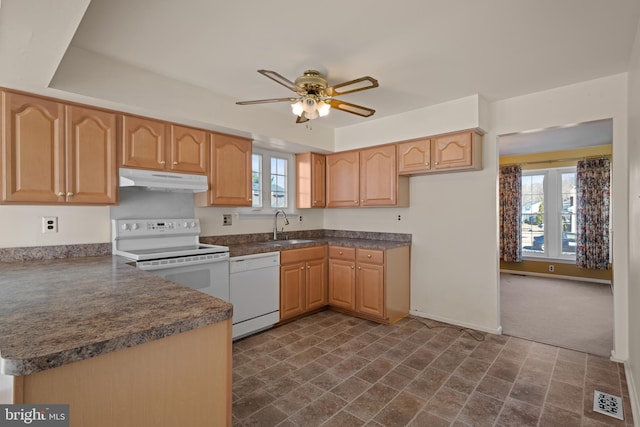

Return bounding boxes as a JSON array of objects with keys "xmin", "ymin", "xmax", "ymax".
[{"xmin": 232, "ymin": 311, "xmax": 634, "ymax": 426}]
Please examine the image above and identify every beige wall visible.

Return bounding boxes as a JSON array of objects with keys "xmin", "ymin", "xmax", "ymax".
[{"xmin": 625, "ymin": 18, "xmax": 640, "ymax": 424}]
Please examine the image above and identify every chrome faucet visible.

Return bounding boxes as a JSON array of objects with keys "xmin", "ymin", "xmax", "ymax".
[{"xmin": 273, "ymin": 210, "xmax": 290, "ymax": 240}]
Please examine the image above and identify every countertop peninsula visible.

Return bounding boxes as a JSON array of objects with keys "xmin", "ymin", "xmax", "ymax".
[{"xmin": 0, "ymin": 255, "xmax": 232, "ymax": 376}]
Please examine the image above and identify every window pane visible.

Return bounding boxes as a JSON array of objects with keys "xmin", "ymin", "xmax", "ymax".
[
  {"xmin": 521, "ymin": 174, "xmax": 545, "ymax": 255},
  {"xmin": 270, "ymin": 156, "xmax": 287, "ymax": 208},
  {"xmin": 561, "ymin": 172, "xmax": 577, "ymax": 255},
  {"xmin": 252, "ymin": 154, "xmax": 262, "ymax": 208}
]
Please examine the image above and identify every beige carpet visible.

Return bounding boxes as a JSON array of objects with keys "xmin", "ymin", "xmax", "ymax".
[{"xmin": 500, "ymin": 273, "xmax": 613, "ymax": 357}]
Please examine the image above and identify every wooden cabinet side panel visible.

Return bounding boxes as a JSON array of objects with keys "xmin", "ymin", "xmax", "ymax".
[
  {"xmin": 209, "ymin": 133, "xmax": 252, "ymax": 206},
  {"xmin": 328, "ymin": 259, "xmax": 356, "ymax": 310},
  {"xmin": 356, "ymin": 263, "xmax": 385, "ymax": 318},
  {"xmin": 326, "ymin": 151, "xmax": 359, "ymax": 207},
  {"xmin": 169, "ymin": 125, "xmax": 207, "ymax": 174},
  {"xmin": 280, "ymin": 263, "xmax": 306, "ymax": 320},
  {"xmin": 306, "ymin": 258, "xmax": 328, "ymax": 311},
  {"xmin": 2, "ymin": 92, "xmax": 64, "ymax": 203},
  {"xmin": 120, "ymin": 115, "xmax": 166, "ymax": 170},
  {"xmin": 65, "ymin": 106, "xmax": 117, "ymax": 204},
  {"xmin": 295, "ymin": 152, "xmax": 312, "ymax": 209},
  {"xmin": 385, "ymin": 246, "xmax": 411, "ymax": 323},
  {"xmin": 360, "ymin": 145, "xmax": 397, "ymax": 206},
  {"xmin": 21, "ymin": 322, "xmax": 232, "ymax": 427},
  {"xmin": 311, "ymin": 153, "xmax": 326, "ymax": 207}
]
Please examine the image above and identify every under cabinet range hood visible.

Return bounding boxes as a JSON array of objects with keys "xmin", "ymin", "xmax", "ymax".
[{"xmin": 119, "ymin": 168, "xmax": 208, "ymax": 193}]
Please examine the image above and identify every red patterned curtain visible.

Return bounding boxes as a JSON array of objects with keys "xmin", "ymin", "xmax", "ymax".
[
  {"xmin": 576, "ymin": 158, "xmax": 610, "ymax": 270},
  {"xmin": 499, "ymin": 165, "xmax": 522, "ymax": 262}
]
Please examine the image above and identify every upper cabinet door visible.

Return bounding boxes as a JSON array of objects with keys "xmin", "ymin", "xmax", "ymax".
[
  {"xmin": 1, "ymin": 91, "xmax": 65, "ymax": 203},
  {"xmin": 326, "ymin": 151, "xmax": 359, "ymax": 208},
  {"xmin": 65, "ymin": 105, "xmax": 117, "ymax": 204},
  {"xmin": 169, "ymin": 124, "xmax": 207, "ymax": 174},
  {"xmin": 120, "ymin": 115, "xmax": 167, "ymax": 170},
  {"xmin": 432, "ymin": 132, "xmax": 474, "ymax": 171},
  {"xmin": 398, "ymin": 138, "xmax": 431, "ymax": 175},
  {"xmin": 209, "ymin": 133, "xmax": 252, "ymax": 206},
  {"xmin": 360, "ymin": 144, "xmax": 397, "ymax": 207}
]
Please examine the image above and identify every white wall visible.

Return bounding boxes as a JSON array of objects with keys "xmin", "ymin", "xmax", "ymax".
[
  {"xmin": 490, "ymin": 73, "xmax": 629, "ymax": 360},
  {"xmin": 625, "ymin": 18, "xmax": 640, "ymax": 424}
]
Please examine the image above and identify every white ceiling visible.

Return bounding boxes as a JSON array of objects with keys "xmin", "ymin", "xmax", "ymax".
[{"xmin": 1, "ymin": 0, "xmax": 639, "ymax": 138}]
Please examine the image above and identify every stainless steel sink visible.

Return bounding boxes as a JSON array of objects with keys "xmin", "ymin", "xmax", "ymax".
[{"xmin": 260, "ymin": 239, "xmax": 314, "ymax": 246}]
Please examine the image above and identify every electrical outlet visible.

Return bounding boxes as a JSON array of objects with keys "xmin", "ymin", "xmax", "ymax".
[
  {"xmin": 397, "ymin": 214, "xmax": 402, "ymax": 222},
  {"xmin": 42, "ymin": 216, "xmax": 58, "ymax": 233},
  {"xmin": 549, "ymin": 264, "xmax": 555, "ymax": 272},
  {"xmin": 222, "ymin": 214, "xmax": 232, "ymax": 226},
  {"xmin": 298, "ymin": 215, "xmax": 303, "ymax": 222}
]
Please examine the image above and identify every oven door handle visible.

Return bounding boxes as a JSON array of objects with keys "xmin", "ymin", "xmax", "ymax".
[{"xmin": 137, "ymin": 253, "xmax": 229, "ymax": 271}]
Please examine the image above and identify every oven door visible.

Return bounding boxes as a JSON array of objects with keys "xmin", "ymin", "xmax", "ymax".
[{"xmin": 138, "ymin": 254, "xmax": 230, "ymax": 302}]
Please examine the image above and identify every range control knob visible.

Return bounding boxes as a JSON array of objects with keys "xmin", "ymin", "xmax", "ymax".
[
  {"xmin": 131, "ymin": 223, "xmax": 139, "ymax": 230},
  {"xmin": 183, "ymin": 222, "xmax": 189, "ymax": 228},
  {"xmin": 121, "ymin": 223, "xmax": 130, "ymax": 231},
  {"xmin": 190, "ymin": 221, "xmax": 197, "ymax": 228}
]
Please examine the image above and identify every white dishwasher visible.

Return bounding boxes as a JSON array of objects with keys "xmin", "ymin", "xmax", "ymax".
[{"xmin": 230, "ymin": 252, "xmax": 280, "ymax": 340}]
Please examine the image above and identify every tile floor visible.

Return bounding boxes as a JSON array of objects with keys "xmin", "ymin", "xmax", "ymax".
[{"xmin": 232, "ymin": 311, "xmax": 634, "ymax": 427}]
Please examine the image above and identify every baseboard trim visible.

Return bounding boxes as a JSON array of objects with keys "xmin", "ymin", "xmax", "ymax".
[
  {"xmin": 500, "ymin": 269, "xmax": 612, "ymax": 285},
  {"xmin": 410, "ymin": 310, "xmax": 502, "ymax": 335},
  {"xmin": 624, "ymin": 361, "xmax": 639, "ymax": 427}
]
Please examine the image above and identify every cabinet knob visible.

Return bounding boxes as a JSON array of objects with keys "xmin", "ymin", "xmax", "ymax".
[
  {"xmin": 173, "ymin": 161, "xmax": 178, "ymax": 165},
  {"xmin": 160, "ymin": 160, "xmax": 166, "ymax": 165},
  {"xmin": 425, "ymin": 162, "xmax": 430, "ymax": 166},
  {"xmin": 339, "ymin": 251, "xmax": 343, "ymax": 255},
  {"xmin": 307, "ymin": 266, "xmax": 310, "ymax": 269},
  {"xmin": 57, "ymin": 192, "xmax": 65, "ymax": 196},
  {"xmin": 367, "ymin": 254, "xmax": 372, "ymax": 258},
  {"xmin": 300, "ymin": 266, "xmax": 305, "ymax": 270},
  {"xmin": 435, "ymin": 161, "xmax": 439, "ymax": 165},
  {"xmin": 354, "ymin": 200, "xmax": 358, "ymax": 204},
  {"xmin": 67, "ymin": 192, "xmax": 74, "ymax": 197},
  {"xmin": 351, "ymin": 265, "xmax": 355, "ymax": 269},
  {"xmin": 358, "ymin": 266, "xmax": 362, "ymax": 270}
]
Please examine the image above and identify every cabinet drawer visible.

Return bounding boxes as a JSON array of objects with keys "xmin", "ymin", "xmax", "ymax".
[
  {"xmin": 356, "ymin": 248, "xmax": 384, "ymax": 264},
  {"xmin": 329, "ymin": 246, "xmax": 356, "ymax": 261},
  {"xmin": 280, "ymin": 246, "xmax": 326, "ymax": 264}
]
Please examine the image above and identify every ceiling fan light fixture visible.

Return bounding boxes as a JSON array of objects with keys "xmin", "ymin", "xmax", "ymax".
[
  {"xmin": 302, "ymin": 97, "xmax": 317, "ymax": 114},
  {"xmin": 317, "ymin": 100, "xmax": 331, "ymax": 117},
  {"xmin": 291, "ymin": 100, "xmax": 304, "ymax": 116}
]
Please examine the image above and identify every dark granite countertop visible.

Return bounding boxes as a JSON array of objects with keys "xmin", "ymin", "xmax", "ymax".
[
  {"xmin": 0, "ymin": 255, "xmax": 232, "ymax": 376},
  {"xmin": 225, "ymin": 237, "xmax": 411, "ymax": 257}
]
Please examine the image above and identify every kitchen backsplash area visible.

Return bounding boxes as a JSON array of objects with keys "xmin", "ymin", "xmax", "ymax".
[{"xmin": 110, "ymin": 188, "xmax": 196, "ymax": 220}]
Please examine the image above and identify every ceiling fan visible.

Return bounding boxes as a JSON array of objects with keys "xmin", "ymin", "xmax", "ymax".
[{"xmin": 236, "ymin": 69, "xmax": 379, "ymax": 123}]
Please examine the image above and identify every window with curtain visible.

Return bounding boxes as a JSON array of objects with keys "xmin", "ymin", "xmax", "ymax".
[{"xmin": 576, "ymin": 157, "xmax": 610, "ymax": 270}]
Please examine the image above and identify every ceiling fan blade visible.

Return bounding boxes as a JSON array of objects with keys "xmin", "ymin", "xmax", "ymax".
[
  {"xmin": 236, "ymin": 97, "xmax": 298, "ymax": 105},
  {"xmin": 325, "ymin": 76, "xmax": 379, "ymax": 97},
  {"xmin": 257, "ymin": 70, "xmax": 299, "ymax": 93},
  {"xmin": 296, "ymin": 115, "xmax": 309, "ymax": 124},
  {"xmin": 328, "ymin": 99, "xmax": 376, "ymax": 117}
]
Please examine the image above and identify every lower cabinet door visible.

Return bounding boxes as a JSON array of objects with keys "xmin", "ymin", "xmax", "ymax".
[
  {"xmin": 328, "ymin": 259, "xmax": 356, "ymax": 310},
  {"xmin": 306, "ymin": 259, "xmax": 328, "ymax": 311},
  {"xmin": 280, "ymin": 263, "xmax": 306, "ymax": 320},
  {"xmin": 356, "ymin": 263, "xmax": 385, "ymax": 318}
]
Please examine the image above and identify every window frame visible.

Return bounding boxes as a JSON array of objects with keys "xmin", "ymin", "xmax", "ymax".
[
  {"xmin": 244, "ymin": 147, "xmax": 295, "ymax": 214},
  {"xmin": 521, "ymin": 166, "xmax": 577, "ymax": 261}
]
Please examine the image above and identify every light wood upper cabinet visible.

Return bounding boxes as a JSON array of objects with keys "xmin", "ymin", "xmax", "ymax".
[
  {"xmin": 360, "ymin": 144, "xmax": 408, "ymax": 207},
  {"xmin": 398, "ymin": 131, "xmax": 482, "ymax": 175},
  {"xmin": 196, "ymin": 132, "xmax": 252, "ymax": 207},
  {"xmin": 120, "ymin": 115, "xmax": 167, "ymax": 171},
  {"xmin": 169, "ymin": 125, "xmax": 208, "ymax": 174},
  {"xmin": 1, "ymin": 91, "xmax": 116, "ymax": 204},
  {"xmin": 326, "ymin": 150, "xmax": 359, "ymax": 207},
  {"xmin": 326, "ymin": 145, "xmax": 408, "ymax": 208},
  {"xmin": 65, "ymin": 105, "xmax": 117, "ymax": 204},
  {"xmin": 296, "ymin": 152, "xmax": 326, "ymax": 208},
  {"xmin": 398, "ymin": 138, "xmax": 431, "ymax": 174}
]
